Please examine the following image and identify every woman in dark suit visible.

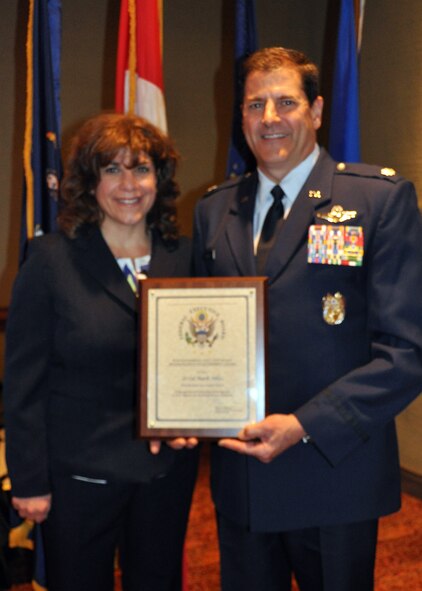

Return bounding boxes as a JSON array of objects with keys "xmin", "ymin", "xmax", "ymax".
[{"xmin": 4, "ymin": 113, "xmax": 199, "ymax": 591}]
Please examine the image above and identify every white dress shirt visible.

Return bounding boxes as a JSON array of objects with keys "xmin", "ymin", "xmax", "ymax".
[{"xmin": 253, "ymin": 144, "xmax": 320, "ymax": 253}]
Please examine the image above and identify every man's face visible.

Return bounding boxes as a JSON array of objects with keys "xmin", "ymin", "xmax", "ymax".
[{"xmin": 242, "ymin": 66, "xmax": 323, "ymax": 182}]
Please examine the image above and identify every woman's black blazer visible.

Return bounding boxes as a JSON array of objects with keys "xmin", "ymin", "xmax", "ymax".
[{"xmin": 4, "ymin": 225, "xmax": 195, "ymax": 497}]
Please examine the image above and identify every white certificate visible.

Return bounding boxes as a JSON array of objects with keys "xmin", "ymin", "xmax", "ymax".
[{"xmin": 138, "ymin": 277, "xmax": 267, "ymax": 438}]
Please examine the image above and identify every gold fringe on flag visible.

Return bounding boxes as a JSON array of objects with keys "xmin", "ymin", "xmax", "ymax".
[
  {"xmin": 23, "ymin": 0, "xmax": 35, "ymax": 240},
  {"xmin": 158, "ymin": 0, "xmax": 163, "ymax": 58},
  {"xmin": 128, "ymin": 0, "xmax": 137, "ymax": 114},
  {"xmin": 354, "ymin": 0, "xmax": 366, "ymax": 52},
  {"xmin": 357, "ymin": 0, "xmax": 366, "ymax": 53}
]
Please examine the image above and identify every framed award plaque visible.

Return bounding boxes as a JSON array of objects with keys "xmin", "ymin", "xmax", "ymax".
[{"xmin": 138, "ymin": 277, "xmax": 268, "ymax": 439}]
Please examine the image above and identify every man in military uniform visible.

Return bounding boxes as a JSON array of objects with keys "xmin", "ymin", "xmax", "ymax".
[{"xmin": 193, "ymin": 47, "xmax": 422, "ymax": 591}]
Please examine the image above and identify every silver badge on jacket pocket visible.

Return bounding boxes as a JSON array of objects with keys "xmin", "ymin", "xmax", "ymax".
[{"xmin": 322, "ymin": 292, "xmax": 346, "ymax": 325}]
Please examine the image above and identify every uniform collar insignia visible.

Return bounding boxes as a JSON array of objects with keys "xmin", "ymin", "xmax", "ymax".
[{"xmin": 308, "ymin": 190, "xmax": 322, "ymax": 199}]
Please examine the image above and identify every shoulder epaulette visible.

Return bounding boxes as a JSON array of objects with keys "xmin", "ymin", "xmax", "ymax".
[
  {"xmin": 335, "ymin": 162, "xmax": 402, "ymax": 183},
  {"xmin": 203, "ymin": 172, "xmax": 253, "ymax": 198}
]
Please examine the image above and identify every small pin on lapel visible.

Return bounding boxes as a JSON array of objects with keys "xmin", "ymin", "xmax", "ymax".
[{"xmin": 308, "ymin": 190, "xmax": 322, "ymax": 199}]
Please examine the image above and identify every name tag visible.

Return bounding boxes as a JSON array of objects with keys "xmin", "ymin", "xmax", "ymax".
[{"xmin": 308, "ymin": 225, "xmax": 364, "ymax": 266}]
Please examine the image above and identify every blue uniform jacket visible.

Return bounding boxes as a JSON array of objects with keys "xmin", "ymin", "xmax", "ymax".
[{"xmin": 193, "ymin": 148, "xmax": 422, "ymax": 531}]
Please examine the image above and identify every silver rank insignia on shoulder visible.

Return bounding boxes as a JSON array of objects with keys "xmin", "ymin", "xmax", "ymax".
[
  {"xmin": 322, "ymin": 292, "xmax": 345, "ymax": 325},
  {"xmin": 316, "ymin": 205, "xmax": 357, "ymax": 223},
  {"xmin": 380, "ymin": 167, "xmax": 396, "ymax": 177}
]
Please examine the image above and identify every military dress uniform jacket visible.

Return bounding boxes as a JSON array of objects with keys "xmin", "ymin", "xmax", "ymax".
[
  {"xmin": 193, "ymin": 148, "xmax": 422, "ymax": 532},
  {"xmin": 4, "ymin": 225, "xmax": 197, "ymax": 498}
]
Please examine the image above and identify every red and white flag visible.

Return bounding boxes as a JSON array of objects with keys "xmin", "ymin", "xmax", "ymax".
[{"xmin": 115, "ymin": 0, "xmax": 167, "ymax": 132}]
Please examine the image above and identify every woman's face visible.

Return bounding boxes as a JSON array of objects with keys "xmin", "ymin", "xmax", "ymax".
[{"xmin": 95, "ymin": 148, "xmax": 157, "ymax": 234}]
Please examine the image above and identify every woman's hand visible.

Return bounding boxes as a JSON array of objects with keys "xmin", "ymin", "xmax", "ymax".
[
  {"xmin": 12, "ymin": 494, "xmax": 52, "ymax": 523},
  {"xmin": 149, "ymin": 438, "xmax": 199, "ymax": 455}
]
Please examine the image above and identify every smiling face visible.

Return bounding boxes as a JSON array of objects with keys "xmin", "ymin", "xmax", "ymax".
[
  {"xmin": 242, "ymin": 66, "xmax": 323, "ymax": 182},
  {"xmin": 95, "ymin": 148, "xmax": 157, "ymax": 236}
]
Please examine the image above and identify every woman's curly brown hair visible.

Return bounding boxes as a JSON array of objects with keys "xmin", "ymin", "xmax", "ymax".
[{"xmin": 58, "ymin": 112, "xmax": 180, "ymax": 242}]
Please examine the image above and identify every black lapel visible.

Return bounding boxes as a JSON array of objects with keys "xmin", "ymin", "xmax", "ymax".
[
  {"xmin": 73, "ymin": 225, "xmax": 137, "ymax": 313},
  {"xmin": 265, "ymin": 149, "xmax": 335, "ymax": 281},
  {"xmin": 225, "ymin": 172, "xmax": 258, "ymax": 276}
]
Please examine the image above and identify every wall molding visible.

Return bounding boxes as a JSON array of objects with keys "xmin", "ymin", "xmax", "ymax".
[{"xmin": 401, "ymin": 468, "xmax": 422, "ymax": 500}]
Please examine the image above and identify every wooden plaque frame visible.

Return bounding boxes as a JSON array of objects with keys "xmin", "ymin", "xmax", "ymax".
[{"xmin": 137, "ymin": 277, "xmax": 268, "ymax": 439}]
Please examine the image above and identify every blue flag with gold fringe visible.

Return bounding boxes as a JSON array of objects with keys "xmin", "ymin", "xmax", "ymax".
[
  {"xmin": 328, "ymin": 0, "xmax": 361, "ymax": 162},
  {"xmin": 20, "ymin": 0, "xmax": 62, "ymax": 264},
  {"xmin": 226, "ymin": 0, "xmax": 258, "ymax": 178},
  {"xmin": 14, "ymin": 2, "xmax": 62, "ymax": 589}
]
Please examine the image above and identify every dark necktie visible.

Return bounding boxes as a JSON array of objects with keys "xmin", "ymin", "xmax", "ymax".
[{"xmin": 255, "ymin": 185, "xmax": 284, "ymax": 275}]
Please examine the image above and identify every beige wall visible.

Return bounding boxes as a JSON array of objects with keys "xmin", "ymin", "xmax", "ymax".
[
  {"xmin": 360, "ymin": 0, "xmax": 422, "ymax": 197},
  {"xmin": 0, "ymin": 0, "xmax": 420, "ymax": 475},
  {"xmin": 358, "ymin": 0, "xmax": 422, "ymax": 476},
  {"xmin": 397, "ymin": 397, "xmax": 422, "ymax": 475}
]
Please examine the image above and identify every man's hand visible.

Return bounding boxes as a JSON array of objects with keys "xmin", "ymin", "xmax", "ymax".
[
  {"xmin": 218, "ymin": 414, "xmax": 306, "ymax": 463},
  {"xmin": 12, "ymin": 494, "xmax": 52, "ymax": 523},
  {"xmin": 149, "ymin": 438, "xmax": 199, "ymax": 455}
]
